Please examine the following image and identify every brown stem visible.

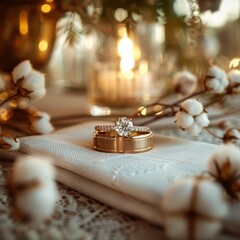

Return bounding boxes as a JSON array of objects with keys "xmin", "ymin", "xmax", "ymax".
[
  {"xmin": 4, "ymin": 123, "xmax": 30, "ymax": 136},
  {"xmin": 173, "ymin": 89, "xmax": 206, "ymax": 106},
  {"xmin": 204, "ymin": 127, "xmax": 223, "ymax": 140},
  {"xmin": 134, "ymin": 90, "xmax": 206, "ymax": 118},
  {"xmin": 204, "ymin": 94, "xmax": 225, "ymax": 108},
  {"xmin": 138, "ymin": 110, "xmax": 177, "ymax": 126}
]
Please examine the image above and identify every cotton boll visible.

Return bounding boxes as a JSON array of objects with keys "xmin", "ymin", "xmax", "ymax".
[
  {"xmin": 29, "ymin": 88, "xmax": 46, "ymax": 100},
  {"xmin": 228, "ymin": 69, "xmax": 240, "ymax": 84},
  {"xmin": 162, "ymin": 177, "xmax": 228, "ymax": 240},
  {"xmin": 174, "ymin": 70, "xmax": 197, "ymax": 96},
  {"xmin": 208, "ymin": 66, "xmax": 223, "ymax": 79},
  {"xmin": 195, "ymin": 113, "xmax": 209, "ymax": 128},
  {"xmin": 175, "ymin": 99, "xmax": 208, "ymax": 136},
  {"xmin": 1, "ymin": 136, "xmax": 20, "ymax": 151},
  {"xmin": 181, "ymin": 99, "xmax": 203, "ymax": 116},
  {"xmin": 12, "ymin": 60, "xmax": 32, "ymax": 83},
  {"xmin": 22, "ymin": 70, "xmax": 46, "ymax": 99},
  {"xmin": 12, "ymin": 156, "xmax": 56, "ymax": 182},
  {"xmin": 186, "ymin": 122, "xmax": 202, "ymax": 136},
  {"xmin": 228, "ymin": 69, "xmax": 240, "ymax": 94},
  {"xmin": 223, "ymin": 128, "xmax": 240, "ymax": 144},
  {"xmin": 30, "ymin": 111, "xmax": 54, "ymax": 135},
  {"xmin": 15, "ymin": 182, "xmax": 58, "ymax": 222},
  {"xmin": 10, "ymin": 156, "xmax": 58, "ymax": 221},
  {"xmin": 208, "ymin": 144, "xmax": 240, "ymax": 200},
  {"xmin": 205, "ymin": 78, "xmax": 221, "ymax": 93},
  {"xmin": 175, "ymin": 111, "xmax": 194, "ymax": 129},
  {"xmin": 205, "ymin": 66, "xmax": 229, "ymax": 94}
]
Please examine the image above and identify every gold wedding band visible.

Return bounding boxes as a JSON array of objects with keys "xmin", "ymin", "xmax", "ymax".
[{"xmin": 93, "ymin": 131, "xmax": 153, "ymax": 153}]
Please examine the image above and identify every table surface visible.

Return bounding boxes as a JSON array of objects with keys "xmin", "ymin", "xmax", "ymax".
[{"xmin": 0, "ymin": 91, "xmax": 239, "ymax": 240}]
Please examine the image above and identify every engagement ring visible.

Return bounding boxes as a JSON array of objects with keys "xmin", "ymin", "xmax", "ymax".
[{"xmin": 95, "ymin": 117, "xmax": 150, "ymax": 137}]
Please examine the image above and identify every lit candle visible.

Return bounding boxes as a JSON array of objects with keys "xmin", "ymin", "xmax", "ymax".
[{"xmin": 90, "ymin": 27, "xmax": 155, "ymax": 108}]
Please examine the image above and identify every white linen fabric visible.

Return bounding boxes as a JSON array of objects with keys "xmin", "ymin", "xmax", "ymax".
[{"xmin": 19, "ymin": 122, "xmax": 219, "ymax": 225}]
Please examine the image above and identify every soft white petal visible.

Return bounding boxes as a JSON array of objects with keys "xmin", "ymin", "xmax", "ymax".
[
  {"xmin": 227, "ymin": 128, "xmax": 240, "ymax": 139},
  {"xmin": 208, "ymin": 66, "xmax": 223, "ymax": 79},
  {"xmin": 175, "ymin": 111, "xmax": 194, "ymax": 129},
  {"xmin": 205, "ymin": 78, "xmax": 220, "ymax": 91},
  {"xmin": 174, "ymin": 70, "xmax": 197, "ymax": 96},
  {"xmin": 31, "ymin": 117, "xmax": 54, "ymax": 134},
  {"xmin": 29, "ymin": 88, "xmax": 46, "ymax": 99},
  {"xmin": 186, "ymin": 122, "xmax": 202, "ymax": 136},
  {"xmin": 12, "ymin": 60, "xmax": 32, "ymax": 83},
  {"xmin": 228, "ymin": 69, "xmax": 240, "ymax": 84},
  {"xmin": 195, "ymin": 113, "xmax": 209, "ymax": 127},
  {"xmin": 206, "ymin": 66, "xmax": 229, "ymax": 93},
  {"xmin": 208, "ymin": 144, "xmax": 240, "ymax": 177},
  {"xmin": 12, "ymin": 156, "xmax": 56, "ymax": 182},
  {"xmin": 23, "ymin": 70, "xmax": 45, "ymax": 99},
  {"xmin": 181, "ymin": 99, "xmax": 203, "ymax": 116}
]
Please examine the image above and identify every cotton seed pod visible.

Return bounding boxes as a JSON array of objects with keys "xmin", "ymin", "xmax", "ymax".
[
  {"xmin": 162, "ymin": 177, "xmax": 228, "ymax": 240},
  {"xmin": 228, "ymin": 69, "xmax": 240, "ymax": 94},
  {"xmin": 30, "ymin": 111, "xmax": 54, "ymax": 134},
  {"xmin": 208, "ymin": 144, "xmax": 240, "ymax": 200},
  {"xmin": 174, "ymin": 70, "xmax": 197, "ymax": 96},
  {"xmin": 175, "ymin": 99, "xmax": 209, "ymax": 136},
  {"xmin": 223, "ymin": 128, "xmax": 240, "ymax": 144},
  {"xmin": 12, "ymin": 60, "xmax": 32, "ymax": 83},
  {"xmin": 181, "ymin": 99, "xmax": 203, "ymax": 116},
  {"xmin": 9, "ymin": 156, "xmax": 58, "ymax": 221},
  {"xmin": 205, "ymin": 66, "xmax": 229, "ymax": 94},
  {"xmin": 21, "ymin": 70, "xmax": 46, "ymax": 99}
]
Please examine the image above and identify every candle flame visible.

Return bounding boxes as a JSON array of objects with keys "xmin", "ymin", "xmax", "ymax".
[{"xmin": 118, "ymin": 34, "xmax": 135, "ymax": 72}]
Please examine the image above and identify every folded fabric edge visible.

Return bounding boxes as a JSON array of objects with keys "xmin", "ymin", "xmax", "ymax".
[{"xmin": 56, "ymin": 166, "xmax": 164, "ymax": 226}]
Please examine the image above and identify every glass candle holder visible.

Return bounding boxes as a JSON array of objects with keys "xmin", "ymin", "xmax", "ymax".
[{"xmin": 88, "ymin": 22, "xmax": 166, "ymax": 116}]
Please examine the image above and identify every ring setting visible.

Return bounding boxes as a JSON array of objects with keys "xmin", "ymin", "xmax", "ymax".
[{"xmin": 95, "ymin": 117, "xmax": 150, "ymax": 137}]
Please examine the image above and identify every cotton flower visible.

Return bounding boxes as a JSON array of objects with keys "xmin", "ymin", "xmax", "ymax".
[
  {"xmin": 30, "ymin": 111, "xmax": 54, "ymax": 134},
  {"xmin": 162, "ymin": 177, "xmax": 228, "ymax": 240},
  {"xmin": 175, "ymin": 99, "xmax": 209, "ymax": 136},
  {"xmin": 228, "ymin": 69, "xmax": 240, "ymax": 94},
  {"xmin": 205, "ymin": 66, "xmax": 229, "ymax": 94},
  {"xmin": 223, "ymin": 128, "xmax": 240, "ymax": 144},
  {"xmin": 0, "ymin": 135, "xmax": 20, "ymax": 151},
  {"xmin": 208, "ymin": 144, "xmax": 240, "ymax": 200},
  {"xmin": 9, "ymin": 155, "xmax": 58, "ymax": 221},
  {"xmin": 12, "ymin": 60, "xmax": 32, "ymax": 82},
  {"xmin": 174, "ymin": 70, "xmax": 197, "ymax": 96},
  {"xmin": 11, "ymin": 60, "xmax": 46, "ymax": 100}
]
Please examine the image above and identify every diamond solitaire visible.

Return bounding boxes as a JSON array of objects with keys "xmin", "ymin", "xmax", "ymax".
[
  {"xmin": 95, "ymin": 117, "xmax": 150, "ymax": 137},
  {"xmin": 115, "ymin": 117, "xmax": 134, "ymax": 137}
]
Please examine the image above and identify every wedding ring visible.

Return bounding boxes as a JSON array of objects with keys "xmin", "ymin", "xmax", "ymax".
[
  {"xmin": 95, "ymin": 117, "xmax": 150, "ymax": 137},
  {"xmin": 93, "ymin": 131, "xmax": 153, "ymax": 153}
]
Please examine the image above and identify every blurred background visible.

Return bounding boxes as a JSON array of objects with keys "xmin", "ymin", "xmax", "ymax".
[{"xmin": 0, "ymin": 0, "xmax": 240, "ymax": 112}]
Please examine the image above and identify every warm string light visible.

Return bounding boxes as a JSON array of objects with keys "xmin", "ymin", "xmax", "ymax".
[
  {"xmin": 38, "ymin": 40, "xmax": 48, "ymax": 52},
  {"xmin": 41, "ymin": 4, "xmax": 51, "ymax": 13},
  {"xmin": 19, "ymin": 11, "xmax": 28, "ymax": 35}
]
